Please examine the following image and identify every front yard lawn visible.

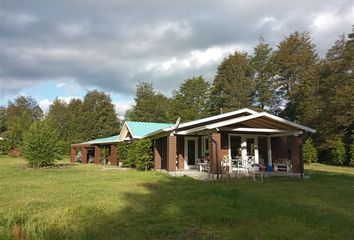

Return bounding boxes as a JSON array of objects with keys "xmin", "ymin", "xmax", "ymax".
[{"xmin": 1, "ymin": 157, "xmax": 353, "ymax": 239}]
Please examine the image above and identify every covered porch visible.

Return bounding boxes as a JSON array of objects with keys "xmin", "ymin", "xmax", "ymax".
[
  {"xmin": 70, "ymin": 135, "xmax": 119, "ymax": 165},
  {"xmin": 151, "ymin": 110, "xmax": 314, "ymax": 178}
]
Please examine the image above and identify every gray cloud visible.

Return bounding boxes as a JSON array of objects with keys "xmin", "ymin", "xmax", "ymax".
[{"xmin": 0, "ymin": 0, "xmax": 353, "ymax": 98}]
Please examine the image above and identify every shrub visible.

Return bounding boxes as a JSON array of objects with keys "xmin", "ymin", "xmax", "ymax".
[
  {"xmin": 126, "ymin": 139, "xmax": 153, "ymax": 170},
  {"xmin": 22, "ymin": 119, "xmax": 65, "ymax": 167},
  {"xmin": 133, "ymin": 139, "xmax": 153, "ymax": 171},
  {"xmin": 117, "ymin": 142, "xmax": 131, "ymax": 167},
  {"xmin": 330, "ymin": 138, "xmax": 346, "ymax": 166},
  {"xmin": 0, "ymin": 138, "xmax": 12, "ymax": 155},
  {"xmin": 302, "ymin": 137, "xmax": 317, "ymax": 164}
]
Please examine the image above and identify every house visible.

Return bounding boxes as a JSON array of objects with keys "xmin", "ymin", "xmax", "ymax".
[{"xmin": 71, "ymin": 108, "xmax": 315, "ymax": 176}]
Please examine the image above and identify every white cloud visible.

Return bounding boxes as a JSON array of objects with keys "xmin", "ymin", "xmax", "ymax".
[
  {"xmin": 39, "ymin": 99, "xmax": 52, "ymax": 113},
  {"xmin": 59, "ymin": 23, "xmax": 90, "ymax": 38}
]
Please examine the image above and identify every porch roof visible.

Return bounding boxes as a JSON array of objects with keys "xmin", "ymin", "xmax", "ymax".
[
  {"xmin": 143, "ymin": 108, "xmax": 316, "ymax": 138},
  {"xmin": 82, "ymin": 135, "xmax": 120, "ymax": 145}
]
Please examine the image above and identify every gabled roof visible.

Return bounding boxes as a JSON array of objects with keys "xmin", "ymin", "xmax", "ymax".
[
  {"xmin": 118, "ymin": 121, "xmax": 173, "ymax": 141},
  {"xmin": 142, "ymin": 108, "xmax": 316, "ymax": 138},
  {"xmin": 176, "ymin": 112, "xmax": 316, "ymax": 134},
  {"xmin": 82, "ymin": 135, "xmax": 120, "ymax": 145},
  {"xmin": 164, "ymin": 108, "xmax": 257, "ymax": 131}
]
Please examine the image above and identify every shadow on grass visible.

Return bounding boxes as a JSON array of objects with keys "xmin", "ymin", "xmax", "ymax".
[{"xmin": 6, "ymin": 172, "xmax": 354, "ymax": 240}]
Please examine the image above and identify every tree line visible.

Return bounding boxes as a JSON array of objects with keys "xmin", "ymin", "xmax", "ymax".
[
  {"xmin": 126, "ymin": 28, "xmax": 354, "ymax": 166},
  {"xmin": 0, "ymin": 90, "xmax": 120, "ymax": 154},
  {"xmin": 0, "ymin": 27, "xmax": 353, "ymax": 166}
]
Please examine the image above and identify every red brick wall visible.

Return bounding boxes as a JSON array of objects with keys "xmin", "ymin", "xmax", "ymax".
[
  {"xmin": 166, "ymin": 135, "xmax": 177, "ymax": 171},
  {"xmin": 94, "ymin": 146, "xmax": 101, "ymax": 164},
  {"xmin": 291, "ymin": 136, "xmax": 303, "ymax": 173},
  {"xmin": 271, "ymin": 136, "xmax": 288, "ymax": 162},
  {"xmin": 109, "ymin": 144, "xmax": 118, "ymax": 165},
  {"xmin": 220, "ymin": 132, "xmax": 229, "ymax": 159}
]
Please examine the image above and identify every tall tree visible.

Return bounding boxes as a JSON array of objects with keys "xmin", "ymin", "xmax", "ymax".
[
  {"xmin": 210, "ymin": 51, "xmax": 254, "ymax": 114},
  {"xmin": 79, "ymin": 90, "xmax": 120, "ymax": 140},
  {"xmin": 272, "ymin": 31, "xmax": 320, "ymax": 123},
  {"xmin": 126, "ymin": 82, "xmax": 172, "ymax": 122},
  {"xmin": 250, "ymin": 37, "xmax": 278, "ymax": 112},
  {"xmin": 67, "ymin": 98, "xmax": 84, "ymax": 144},
  {"xmin": 317, "ymin": 27, "xmax": 354, "ymax": 162},
  {"xmin": 0, "ymin": 106, "xmax": 7, "ymax": 135},
  {"xmin": 47, "ymin": 98, "xmax": 71, "ymax": 149},
  {"xmin": 170, "ymin": 76, "xmax": 211, "ymax": 122},
  {"xmin": 5, "ymin": 96, "xmax": 43, "ymax": 145}
]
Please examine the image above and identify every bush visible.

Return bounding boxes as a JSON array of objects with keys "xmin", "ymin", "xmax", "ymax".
[
  {"xmin": 330, "ymin": 138, "xmax": 346, "ymax": 166},
  {"xmin": 126, "ymin": 139, "xmax": 153, "ymax": 170},
  {"xmin": 117, "ymin": 142, "xmax": 131, "ymax": 167},
  {"xmin": 0, "ymin": 138, "xmax": 12, "ymax": 155},
  {"xmin": 303, "ymin": 137, "xmax": 317, "ymax": 164},
  {"xmin": 22, "ymin": 120, "xmax": 65, "ymax": 167}
]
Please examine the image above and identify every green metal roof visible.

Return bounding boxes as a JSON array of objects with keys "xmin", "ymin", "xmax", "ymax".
[
  {"xmin": 83, "ymin": 135, "xmax": 120, "ymax": 145},
  {"xmin": 125, "ymin": 121, "xmax": 172, "ymax": 138}
]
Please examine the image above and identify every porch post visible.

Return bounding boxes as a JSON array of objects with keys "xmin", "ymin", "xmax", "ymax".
[
  {"xmin": 70, "ymin": 147, "xmax": 75, "ymax": 163},
  {"xmin": 110, "ymin": 144, "xmax": 118, "ymax": 165},
  {"xmin": 94, "ymin": 145, "xmax": 101, "ymax": 164},
  {"xmin": 166, "ymin": 135, "xmax": 177, "ymax": 171},
  {"xmin": 291, "ymin": 136, "xmax": 303, "ymax": 173},
  {"xmin": 154, "ymin": 139, "xmax": 162, "ymax": 170},
  {"xmin": 81, "ymin": 147, "xmax": 88, "ymax": 164},
  {"xmin": 209, "ymin": 132, "xmax": 221, "ymax": 177},
  {"xmin": 267, "ymin": 137, "xmax": 272, "ymax": 167}
]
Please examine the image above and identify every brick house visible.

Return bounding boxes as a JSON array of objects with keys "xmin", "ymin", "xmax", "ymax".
[{"xmin": 71, "ymin": 108, "xmax": 315, "ymax": 176}]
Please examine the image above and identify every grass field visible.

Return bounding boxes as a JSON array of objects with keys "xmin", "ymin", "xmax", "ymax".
[{"xmin": 1, "ymin": 157, "xmax": 353, "ymax": 240}]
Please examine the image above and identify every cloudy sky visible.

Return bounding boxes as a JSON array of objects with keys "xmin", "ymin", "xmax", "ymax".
[{"xmin": 0, "ymin": 0, "xmax": 353, "ymax": 116}]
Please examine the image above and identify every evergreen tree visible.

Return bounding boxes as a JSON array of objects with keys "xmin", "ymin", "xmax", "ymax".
[
  {"xmin": 22, "ymin": 119, "xmax": 65, "ymax": 167},
  {"xmin": 126, "ymin": 82, "xmax": 172, "ymax": 122},
  {"xmin": 79, "ymin": 90, "xmax": 120, "ymax": 141},
  {"xmin": 272, "ymin": 31, "xmax": 320, "ymax": 123},
  {"xmin": 303, "ymin": 137, "xmax": 318, "ymax": 164},
  {"xmin": 317, "ymin": 28, "xmax": 354, "ymax": 162},
  {"xmin": 330, "ymin": 138, "xmax": 346, "ymax": 166},
  {"xmin": 171, "ymin": 76, "xmax": 211, "ymax": 122},
  {"xmin": 47, "ymin": 98, "xmax": 71, "ymax": 150},
  {"xmin": 67, "ymin": 98, "xmax": 84, "ymax": 144},
  {"xmin": 250, "ymin": 37, "xmax": 278, "ymax": 112},
  {"xmin": 210, "ymin": 51, "xmax": 254, "ymax": 114}
]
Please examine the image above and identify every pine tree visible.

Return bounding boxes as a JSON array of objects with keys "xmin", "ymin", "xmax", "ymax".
[
  {"xmin": 250, "ymin": 37, "xmax": 278, "ymax": 112},
  {"xmin": 303, "ymin": 137, "xmax": 318, "ymax": 164},
  {"xmin": 272, "ymin": 31, "xmax": 320, "ymax": 123},
  {"xmin": 210, "ymin": 51, "xmax": 254, "ymax": 114},
  {"xmin": 126, "ymin": 82, "xmax": 172, "ymax": 122},
  {"xmin": 79, "ymin": 90, "xmax": 120, "ymax": 141},
  {"xmin": 171, "ymin": 76, "xmax": 211, "ymax": 122}
]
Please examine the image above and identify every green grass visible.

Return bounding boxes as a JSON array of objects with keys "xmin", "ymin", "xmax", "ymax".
[{"xmin": 1, "ymin": 157, "xmax": 353, "ymax": 240}]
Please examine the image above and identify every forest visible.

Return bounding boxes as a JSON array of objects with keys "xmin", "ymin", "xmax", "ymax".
[{"xmin": 0, "ymin": 27, "xmax": 353, "ymax": 166}]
